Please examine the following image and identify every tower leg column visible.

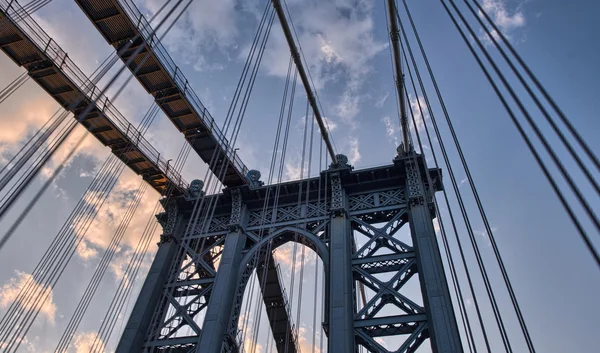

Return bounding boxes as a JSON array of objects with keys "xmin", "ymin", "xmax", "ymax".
[
  {"xmin": 196, "ymin": 228, "xmax": 246, "ymax": 353},
  {"xmin": 327, "ymin": 171, "xmax": 355, "ymax": 352},
  {"xmin": 116, "ymin": 201, "xmax": 183, "ymax": 353},
  {"xmin": 405, "ymin": 157, "xmax": 463, "ymax": 353}
]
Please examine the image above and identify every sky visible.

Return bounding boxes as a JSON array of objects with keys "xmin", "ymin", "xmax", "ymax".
[{"xmin": 0, "ymin": 0, "xmax": 599, "ymax": 352}]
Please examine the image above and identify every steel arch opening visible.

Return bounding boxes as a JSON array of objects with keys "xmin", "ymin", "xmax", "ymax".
[{"xmin": 226, "ymin": 226, "xmax": 330, "ymax": 352}]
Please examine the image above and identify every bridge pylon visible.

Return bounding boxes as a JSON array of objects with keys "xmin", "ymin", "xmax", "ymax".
[{"xmin": 116, "ymin": 150, "xmax": 462, "ymax": 353}]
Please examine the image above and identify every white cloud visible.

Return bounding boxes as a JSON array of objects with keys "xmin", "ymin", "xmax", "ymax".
[
  {"xmin": 374, "ymin": 92, "xmax": 389, "ymax": 108},
  {"xmin": 273, "ymin": 245, "xmax": 319, "ymax": 279},
  {"xmin": 317, "ymin": 33, "xmax": 341, "ymax": 64},
  {"xmin": 297, "ymin": 326, "xmax": 322, "ymax": 353},
  {"xmin": 0, "ymin": 336, "xmax": 44, "ymax": 353},
  {"xmin": 323, "ymin": 117, "xmax": 337, "ymax": 132},
  {"xmin": 475, "ymin": 227, "xmax": 498, "ymax": 247},
  {"xmin": 144, "ymin": 0, "xmax": 242, "ymax": 66},
  {"xmin": 335, "ymin": 89, "xmax": 360, "ymax": 126},
  {"xmin": 382, "ymin": 115, "xmax": 399, "ymax": 146},
  {"xmin": 193, "ymin": 55, "xmax": 225, "ymax": 72},
  {"xmin": 0, "ymin": 271, "xmax": 57, "ymax": 323},
  {"xmin": 409, "ymin": 94, "xmax": 429, "ymax": 133},
  {"xmin": 72, "ymin": 332, "xmax": 106, "ymax": 353},
  {"xmin": 479, "ymin": 0, "xmax": 526, "ymax": 43},
  {"xmin": 285, "ymin": 161, "xmax": 303, "ymax": 181},
  {"xmin": 73, "ymin": 170, "xmax": 161, "ymax": 265},
  {"xmin": 76, "ymin": 240, "xmax": 99, "ymax": 261},
  {"xmin": 0, "ymin": 94, "xmax": 56, "ymax": 153},
  {"xmin": 262, "ymin": 0, "xmax": 387, "ymax": 126},
  {"xmin": 348, "ymin": 136, "xmax": 361, "ymax": 165},
  {"xmin": 482, "ymin": 0, "xmax": 525, "ymax": 31}
]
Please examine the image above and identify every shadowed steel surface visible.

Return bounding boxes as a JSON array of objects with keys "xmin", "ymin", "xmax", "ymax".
[
  {"xmin": 73, "ymin": 0, "xmax": 249, "ymax": 187},
  {"xmin": 256, "ymin": 257, "xmax": 299, "ymax": 353},
  {"xmin": 0, "ymin": 0, "xmax": 187, "ymax": 195}
]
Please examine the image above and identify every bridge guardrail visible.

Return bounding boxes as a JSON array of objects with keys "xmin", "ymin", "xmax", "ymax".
[
  {"xmin": 0, "ymin": 0, "xmax": 188, "ymax": 191},
  {"xmin": 114, "ymin": 0, "xmax": 249, "ymax": 179}
]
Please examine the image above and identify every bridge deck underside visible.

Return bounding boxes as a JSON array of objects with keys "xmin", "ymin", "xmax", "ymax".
[
  {"xmin": 74, "ymin": 0, "xmax": 249, "ymax": 187},
  {"xmin": 257, "ymin": 254, "xmax": 299, "ymax": 353},
  {"xmin": 0, "ymin": 6, "xmax": 186, "ymax": 195}
]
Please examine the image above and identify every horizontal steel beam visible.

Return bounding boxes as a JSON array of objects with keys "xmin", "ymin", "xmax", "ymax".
[
  {"xmin": 355, "ymin": 314, "xmax": 427, "ymax": 328},
  {"xmin": 352, "ymin": 252, "xmax": 415, "ymax": 265}
]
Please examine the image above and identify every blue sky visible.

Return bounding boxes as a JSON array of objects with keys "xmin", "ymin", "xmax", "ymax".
[{"xmin": 0, "ymin": 0, "xmax": 599, "ymax": 352}]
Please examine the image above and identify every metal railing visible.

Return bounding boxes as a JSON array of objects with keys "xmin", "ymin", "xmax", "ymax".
[
  {"xmin": 112, "ymin": 0, "xmax": 249, "ymax": 179},
  {"xmin": 274, "ymin": 262, "xmax": 302, "ymax": 352},
  {"xmin": 0, "ymin": 0, "xmax": 188, "ymax": 191}
]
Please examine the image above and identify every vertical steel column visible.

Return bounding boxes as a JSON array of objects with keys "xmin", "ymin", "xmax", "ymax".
[
  {"xmin": 115, "ymin": 200, "xmax": 184, "ymax": 353},
  {"xmin": 327, "ymin": 171, "xmax": 355, "ymax": 352},
  {"xmin": 197, "ymin": 189, "xmax": 247, "ymax": 353},
  {"xmin": 405, "ymin": 157, "xmax": 463, "ymax": 352}
]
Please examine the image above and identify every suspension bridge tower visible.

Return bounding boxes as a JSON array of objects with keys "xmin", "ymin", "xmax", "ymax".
[
  {"xmin": 113, "ymin": 146, "xmax": 462, "ymax": 353},
  {"xmin": 109, "ymin": 0, "xmax": 463, "ymax": 351}
]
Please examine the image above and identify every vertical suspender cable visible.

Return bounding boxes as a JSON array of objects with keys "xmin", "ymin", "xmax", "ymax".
[
  {"xmin": 437, "ymin": 0, "xmax": 599, "ymax": 267},
  {"xmin": 467, "ymin": 0, "xmax": 600, "ymax": 172}
]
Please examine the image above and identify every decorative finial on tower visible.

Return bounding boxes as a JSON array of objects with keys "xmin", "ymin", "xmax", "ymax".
[
  {"xmin": 395, "ymin": 143, "xmax": 413, "ymax": 160},
  {"xmin": 246, "ymin": 170, "xmax": 264, "ymax": 188},
  {"xmin": 329, "ymin": 154, "xmax": 352, "ymax": 170},
  {"xmin": 188, "ymin": 179, "xmax": 204, "ymax": 198}
]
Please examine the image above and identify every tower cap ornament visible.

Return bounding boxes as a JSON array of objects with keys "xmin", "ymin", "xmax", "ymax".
[
  {"xmin": 246, "ymin": 170, "xmax": 264, "ymax": 187},
  {"xmin": 188, "ymin": 179, "xmax": 204, "ymax": 198},
  {"xmin": 329, "ymin": 153, "xmax": 352, "ymax": 170}
]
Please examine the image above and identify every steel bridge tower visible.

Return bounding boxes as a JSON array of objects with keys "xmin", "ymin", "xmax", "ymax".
[{"xmin": 116, "ymin": 149, "xmax": 463, "ymax": 353}]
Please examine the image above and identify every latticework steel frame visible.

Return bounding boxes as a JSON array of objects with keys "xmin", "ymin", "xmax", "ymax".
[{"xmin": 116, "ymin": 151, "xmax": 463, "ymax": 353}]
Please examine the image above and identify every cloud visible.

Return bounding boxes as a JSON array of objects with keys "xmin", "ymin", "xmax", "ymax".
[
  {"xmin": 374, "ymin": 92, "xmax": 389, "ymax": 108},
  {"xmin": 285, "ymin": 161, "xmax": 303, "ymax": 181},
  {"xmin": 73, "ymin": 169, "xmax": 162, "ymax": 265},
  {"xmin": 0, "ymin": 336, "xmax": 45, "ymax": 353},
  {"xmin": 297, "ymin": 326, "xmax": 322, "ymax": 353},
  {"xmin": 479, "ymin": 0, "xmax": 526, "ymax": 43},
  {"xmin": 409, "ymin": 94, "xmax": 429, "ymax": 133},
  {"xmin": 237, "ymin": 312, "xmax": 264, "ymax": 353},
  {"xmin": 262, "ymin": 0, "xmax": 387, "ymax": 126},
  {"xmin": 382, "ymin": 115, "xmax": 399, "ymax": 146},
  {"xmin": 323, "ymin": 117, "xmax": 337, "ymax": 132},
  {"xmin": 348, "ymin": 136, "xmax": 361, "ymax": 165},
  {"xmin": 72, "ymin": 332, "xmax": 106, "ymax": 353},
  {"xmin": 0, "ymin": 94, "xmax": 56, "ymax": 155},
  {"xmin": 142, "ymin": 0, "xmax": 243, "ymax": 67},
  {"xmin": 273, "ymin": 244, "xmax": 318, "ymax": 272},
  {"xmin": 108, "ymin": 246, "xmax": 155, "ymax": 287},
  {"xmin": 76, "ymin": 240, "xmax": 99, "ymax": 261},
  {"xmin": 475, "ymin": 227, "xmax": 498, "ymax": 247},
  {"xmin": 193, "ymin": 55, "xmax": 226, "ymax": 72},
  {"xmin": 335, "ymin": 89, "xmax": 360, "ymax": 126},
  {"xmin": 0, "ymin": 271, "xmax": 57, "ymax": 323},
  {"xmin": 273, "ymin": 245, "xmax": 294, "ymax": 267},
  {"xmin": 0, "ymin": 71, "xmax": 113, "ymax": 188}
]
